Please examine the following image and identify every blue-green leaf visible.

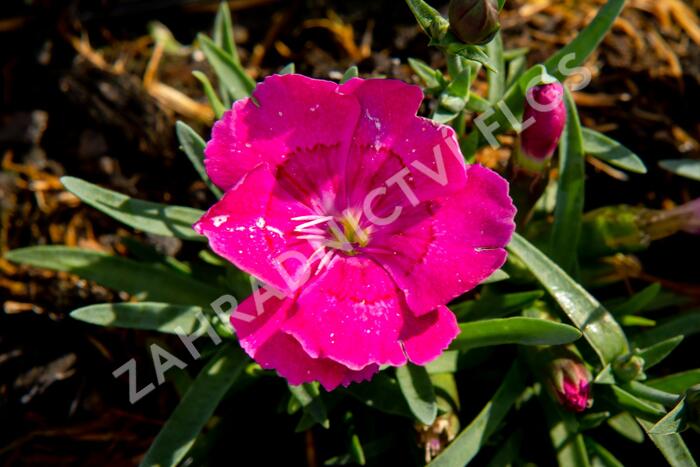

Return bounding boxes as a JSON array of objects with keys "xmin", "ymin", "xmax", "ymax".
[
  {"xmin": 544, "ymin": 0, "xmax": 625, "ymax": 81},
  {"xmin": 175, "ymin": 121, "xmax": 223, "ymax": 198},
  {"xmin": 427, "ymin": 363, "xmax": 525, "ymax": 466},
  {"xmin": 340, "ymin": 66, "xmax": 359, "ymax": 84},
  {"xmin": 61, "ymin": 176, "xmax": 204, "ymax": 241},
  {"xmin": 192, "ymin": 70, "xmax": 225, "ymax": 119},
  {"xmin": 451, "ymin": 317, "xmax": 581, "ymax": 350},
  {"xmin": 140, "ymin": 344, "xmax": 248, "ymax": 467},
  {"xmin": 396, "ymin": 363, "xmax": 437, "ymax": 425},
  {"xmin": 508, "ymin": 233, "xmax": 629, "ymax": 365},
  {"xmin": 659, "ymin": 159, "xmax": 700, "ymax": 182},
  {"xmin": 198, "ymin": 33, "xmax": 255, "ymax": 100},
  {"xmin": 213, "ymin": 1, "xmax": 238, "ymax": 63},
  {"xmin": 582, "ymin": 128, "xmax": 647, "ymax": 174},
  {"xmin": 551, "ymin": 88, "xmax": 585, "ymax": 275},
  {"xmin": 5, "ymin": 246, "xmax": 223, "ymax": 306},
  {"xmin": 634, "ymin": 311, "xmax": 700, "ymax": 348},
  {"xmin": 71, "ymin": 302, "xmax": 205, "ymax": 334},
  {"xmin": 647, "ymin": 370, "xmax": 700, "ymax": 394},
  {"xmin": 636, "ymin": 335, "xmax": 684, "ymax": 370},
  {"xmin": 638, "ymin": 419, "xmax": 698, "ymax": 467},
  {"xmin": 452, "ymin": 290, "xmax": 544, "ymax": 321},
  {"xmin": 289, "ymin": 382, "xmax": 329, "ymax": 430}
]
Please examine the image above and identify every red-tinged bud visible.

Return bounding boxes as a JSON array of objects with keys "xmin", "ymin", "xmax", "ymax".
[
  {"xmin": 508, "ymin": 81, "xmax": 567, "ymax": 226},
  {"xmin": 519, "ymin": 82, "xmax": 567, "ymax": 165},
  {"xmin": 544, "ymin": 347, "xmax": 593, "ymax": 413},
  {"xmin": 448, "ymin": 0, "xmax": 501, "ymax": 45}
]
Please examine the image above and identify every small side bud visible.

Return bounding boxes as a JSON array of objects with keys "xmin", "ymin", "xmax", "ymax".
[
  {"xmin": 448, "ymin": 0, "xmax": 501, "ymax": 45},
  {"xmin": 518, "ymin": 82, "xmax": 567, "ymax": 165},
  {"xmin": 543, "ymin": 347, "xmax": 593, "ymax": 413}
]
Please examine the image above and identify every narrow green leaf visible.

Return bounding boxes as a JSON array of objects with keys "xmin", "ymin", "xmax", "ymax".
[
  {"xmin": 609, "ymin": 283, "xmax": 661, "ymax": 316},
  {"xmin": 634, "ymin": 311, "xmax": 700, "ymax": 348},
  {"xmin": 396, "ymin": 364, "xmax": 437, "ymax": 425},
  {"xmin": 5, "ymin": 246, "xmax": 223, "ymax": 306},
  {"xmin": 622, "ymin": 381, "xmax": 679, "ymax": 407},
  {"xmin": 140, "ymin": 344, "xmax": 247, "ymax": 467},
  {"xmin": 175, "ymin": 121, "xmax": 223, "ymax": 198},
  {"xmin": 61, "ymin": 176, "xmax": 204, "ymax": 241},
  {"xmin": 649, "ymin": 397, "xmax": 688, "ymax": 435},
  {"xmin": 405, "ymin": 0, "xmax": 449, "ymax": 39},
  {"xmin": 605, "ymin": 385, "xmax": 666, "ymax": 420},
  {"xmin": 585, "ymin": 437, "xmax": 624, "ymax": 467},
  {"xmin": 340, "ymin": 66, "xmax": 359, "ymax": 84},
  {"xmin": 544, "ymin": 0, "xmax": 625, "ymax": 81},
  {"xmin": 485, "ymin": 430, "xmax": 522, "ymax": 467},
  {"xmin": 452, "ymin": 290, "xmax": 544, "ymax": 321},
  {"xmin": 192, "ymin": 70, "xmax": 225, "ymax": 119},
  {"xmin": 551, "ymin": 88, "xmax": 585, "ymax": 275},
  {"xmin": 425, "ymin": 350, "xmax": 459, "ymax": 374},
  {"xmin": 544, "ymin": 397, "xmax": 591, "ymax": 467},
  {"xmin": 434, "ymin": 67, "xmax": 471, "ymax": 123},
  {"xmin": 508, "ymin": 233, "xmax": 629, "ymax": 365},
  {"xmin": 637, "ymin": 335, "xmax": 684, "ymax": 370},
  {"xmin": 408, "ymin": 57, "xmax": 444, "ymax": 91},
  {"xmin": 481, "ymin": 268, "xmax": 509, "ymax": 284},
  {"xmin": 428, "ymin": 363, "xmax": 525, "ymax": 467},
  {"xmin": 71, "ymin": 302, "xmax": 205, "ymax": 334},
  {"xmin": 486, "ymin": 32, "xmax": 505, "ymax": 103},
  {"xmin": 621, "ymin": 315, "xmax": 656, "ymax": 327},
  {"xmin": 279, "ymin": 62, "xmax": 295, "ymax": 74},
  {"xmin": 198, "ymin": 33, "xmax": 255, "ymax": 100},
  {"xmin": 659, "ymin": 159, "xmax": 700, "ymax": 182},
  {"xmin": 647, "ymin": 370, "xmax": 700, "ymax": 394},
  {"xmin": 213, "ymin": 1, "xmax": 238, "ymax": 63},
  {"xmin": 582, "ymin": 128, "xmax": 647, "ymax": 174},
  {"xmin": 289, "ymin": 382, "xmax": 329, "ymax": 430},
  {"xmin": 607, "ymin": 412, "xmax": 645, "ymax": 443},
  {"xmin": 451, "ymin": 317, "xmax": 581, "ymax": 350},
  {"xmin": 638, "ymin": 419, "xmax": 698, "ymax": 467},
  {"xmin": 344, "ymin": 374, "xmax": 413, "ymax": 418}
]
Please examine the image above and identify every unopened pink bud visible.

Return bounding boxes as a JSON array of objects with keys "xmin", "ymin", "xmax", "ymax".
[
  {"xmin": 520, "ymin": 82, "xmax": 567, "ymax": 162},
  {"xmin": 544, "ymin": 347, "xmax": 592, "ymax": 413}
]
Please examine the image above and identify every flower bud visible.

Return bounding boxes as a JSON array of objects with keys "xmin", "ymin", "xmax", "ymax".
[
  {"xmin": 543, "ymin": 347, "xmax": 592, "ymax": 412},
  {"xmin": 507, "ymin": 82, "xmax": 566, "ymax": 226},
  {"xmin": 448, "ymin": 0, "xmax": 500, "ymax": 45},
  {"xmin": 519, "ymin": 82, "xmax": 567, "ymax": 164}
]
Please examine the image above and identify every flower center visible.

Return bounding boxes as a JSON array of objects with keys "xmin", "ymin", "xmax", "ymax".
[{"xmin": 292, "ymin": 209, "xmax": 372, "ymax": 258}]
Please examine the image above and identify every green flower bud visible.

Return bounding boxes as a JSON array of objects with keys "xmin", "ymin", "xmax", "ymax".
[{"xmin": 448, "ymin": 0, "xmax": 501, "ymax": 45}]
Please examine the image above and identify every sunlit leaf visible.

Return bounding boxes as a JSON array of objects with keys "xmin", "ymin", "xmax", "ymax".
[
  {"xmin": 176, "ymin": 121, "xmax": 223, "ymax": 198},
  {"xmin": 61, "ymin": 176, "xmax": 205, "ymax": 240},
  {"xmin": 140, "ymin": 344, "xmax": 248, "ymax": 467},
  {"xmin": 659, "ymin": 159, "xmax": 700, "ymax": 182},
  {"xmin": 71, "ymin": 302, "xmax": 205, "ymax": 334},
  {"xmin": 508, "ymin": 234, "xmax": 629, "ymax": 365},
  {"xmin": 450, "ymin": 317, "xmax": 581, "ymax": 350},
  {"xmin": 396, "ymin": 364, "xmax": 437, "ymax": 425},
  {"xmin": 551, "ymin": 88, "xmax": 585, "ymax": 275},
  {"xmin": 582, "ymin": 128, "xmax": 647, "ymax": 174},
  {"xmin": 198, "ymin": 33, "xmax": 255, "ymax": 100},
  {"xmin": 5, "ymin": 246, "xmax": 223, "ymax": 306}
]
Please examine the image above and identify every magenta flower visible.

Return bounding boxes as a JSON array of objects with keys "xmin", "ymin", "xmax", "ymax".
[
  {"xmin": 194, "ymin": 74, "xmax": 515, "ymax": 390},
  {"xmin": 520, "ymin": 82, "xmax": 566, "ymax": 163},
  {"xmin": 544, "ymin": 348, "xmax": 593, "ymax": 413}
]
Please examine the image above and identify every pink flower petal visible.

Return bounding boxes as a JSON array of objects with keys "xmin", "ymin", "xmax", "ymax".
[
  {"xmin": 401, "ymin": 305, "xmax": 460, "ymax": 365},
  {"xmin": 368, "ymin": 164, "xmax": 516, "ymax": 315},
  {"xmin": 281, "ymin": 255, "xmax": 460, "ymax": 370},
  {"xmin": 232, "ymin": 291, "xmax": 378, "ymax": 391},
  {"xmin": 340, "ymin": 79, "xmax": 468, "ymax": 214},
  {"xmin": 194, "ymin": 164, "xmax": 317, "ymax": 295},
  {"xmin": 205, "ymin": 74, "xmax": 361, "ymax": 191}
]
